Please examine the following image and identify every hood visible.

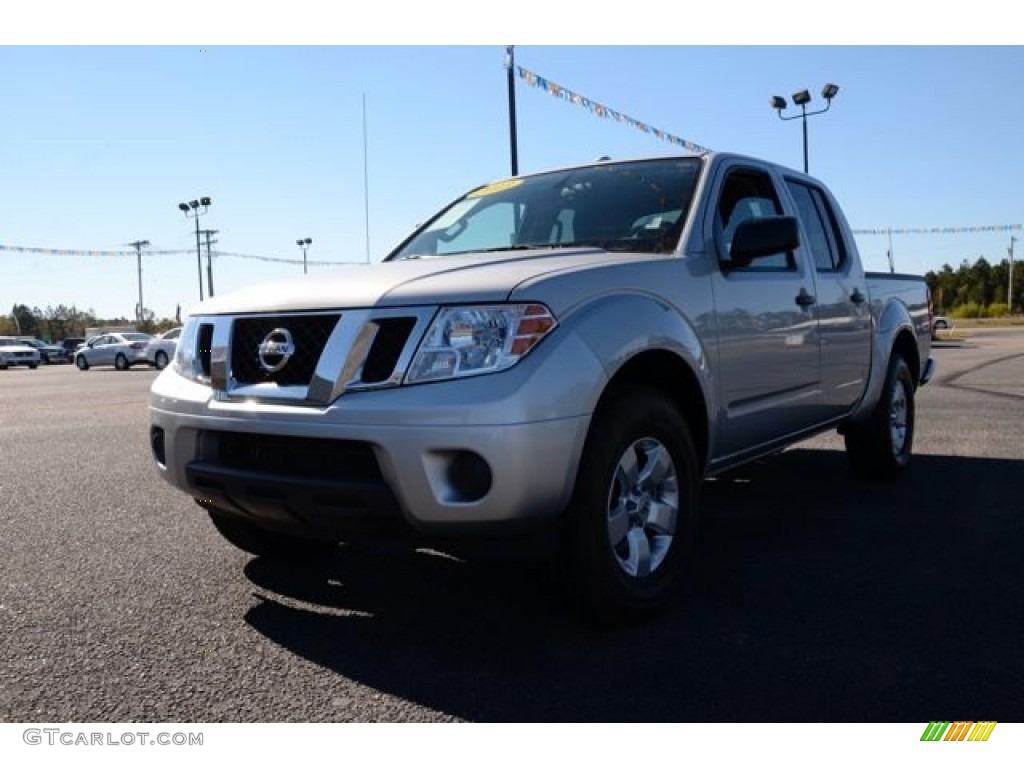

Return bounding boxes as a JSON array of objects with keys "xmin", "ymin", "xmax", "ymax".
[{"xmin": 193, "ymin": 247, "xmax": 646, "ymax": 315}]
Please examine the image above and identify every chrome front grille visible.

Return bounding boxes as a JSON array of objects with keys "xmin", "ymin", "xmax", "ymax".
[
  {"xmin": 231, "ymin": 314, "xmax": 341, "ymax": 386},
  {"xmin": 194, "ymin": 308, "xmax": 433, "ymax": 405}
]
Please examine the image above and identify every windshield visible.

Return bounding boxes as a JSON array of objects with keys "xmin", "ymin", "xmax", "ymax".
[{"xmin": 388, "ymin": 158, "xmax": 702, "ymax": 261}]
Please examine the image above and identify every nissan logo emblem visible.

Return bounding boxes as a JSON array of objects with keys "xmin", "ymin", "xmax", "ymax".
[{"xmin": 257, "ymin": 328, "xmax": 295, "ymax": 372}]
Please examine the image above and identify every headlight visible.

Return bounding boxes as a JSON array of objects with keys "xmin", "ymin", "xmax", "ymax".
[
  {"xmin": 406, "ymin": 303, "xmax": 557, "ymax": 384},
  {"xmin": 172, "ymin": 317, "xmax": 203, "ymax": 382}
]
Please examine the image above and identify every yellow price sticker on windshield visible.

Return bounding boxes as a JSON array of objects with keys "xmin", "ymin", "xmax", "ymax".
[{"xmin": 467, "ymin": 178, "xmax": 523, "ymax": 198}]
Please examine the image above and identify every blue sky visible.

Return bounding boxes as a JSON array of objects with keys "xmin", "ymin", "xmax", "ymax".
[{"xmin": 3, "ymin": 41, "xmax": 1023, "ymax": 321}]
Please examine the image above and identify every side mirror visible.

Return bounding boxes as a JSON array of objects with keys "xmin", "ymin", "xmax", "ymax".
[{"xmin": 729, "ymin": 216, "xmax": 799, "ymax": 267}]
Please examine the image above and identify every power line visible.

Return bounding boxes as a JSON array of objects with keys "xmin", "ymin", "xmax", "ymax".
[{"xmin": 0, "ymin": 243, "xmax": 365, "ymax": 267}]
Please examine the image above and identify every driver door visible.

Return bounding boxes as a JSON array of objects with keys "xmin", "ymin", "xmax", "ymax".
[{"xmin": 707, "ymin": 164, "xmax": 823, "ymax": 462}]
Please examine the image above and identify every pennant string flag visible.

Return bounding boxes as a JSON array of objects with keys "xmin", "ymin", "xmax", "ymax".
[
  {"xmin": 0, "ymin": 243, "xmax": 359, "ymax": 267},
  {"xmin": 517, "ymin": 65, "xmax": 710, "ymax": 153},
  {"xmin": 853, "ymin": 225, "xmax": 1023, "ymax": 235}
]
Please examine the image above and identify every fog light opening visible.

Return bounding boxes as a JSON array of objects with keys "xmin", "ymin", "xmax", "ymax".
[
  {"xmin": 150, "ymin": 426, "xmax": 167, "ymax": 467},
  {"xmin": 446, "ymin": 452, "xmax": 492, "ymax": 502}
]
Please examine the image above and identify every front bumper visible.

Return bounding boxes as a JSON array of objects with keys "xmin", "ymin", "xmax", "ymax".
[
  {"xmin": 149, "ymin": 331, "xmax": 602, "ymax": 539},
  {"xmin": 1, "ymin": 354, "xmax": 40, "ymax": 367}
]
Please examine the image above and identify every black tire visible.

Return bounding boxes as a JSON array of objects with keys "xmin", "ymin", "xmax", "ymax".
[
  {"xmin": 75, "ymin": 355, "xmax": 89, "ymax": 371},
  {"xmin": 28, "ymin": 364, "xmax": 38, "ymax": 370},
  {"xmin": 154, "ymin": 350, "xmax": 169, "ymax": 370},
  {"xmin": 562, "ymin": 387, "xmax": 700, "ymax": 625},
  {"xmin": 934, "ymin": 320, "xmax": 948, "ymax": 329},
  {"xmin": 844, "ymin": 354, "xmax": 915, "ymax": 481},
  {"xmin": 114, "ymin": 353, "xmax": 129, "ymax": 371},
  {"xmin": 205, "ymin": 504, "xmax": 338, "ymax": 560}
]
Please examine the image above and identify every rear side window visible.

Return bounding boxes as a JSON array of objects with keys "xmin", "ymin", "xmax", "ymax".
[
  {"xmin": 716, "ymin": 169, "xmax": 791, "ymax": 270},
  {"xmin": 786, "ymin": 180, "xmax": 847, "ymax": 271}
]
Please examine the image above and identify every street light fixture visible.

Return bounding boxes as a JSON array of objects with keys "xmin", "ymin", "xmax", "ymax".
[
  {"xmin": 178, "ymin": 197, "xmax": 212, "ymax": 301},
  {"xmin": 770, "ymin": 83, "xmax": 839, "ymax": 174},
  {"xmin": 296, "ymin": 237, "xmax": 312, "ymax": 274}
]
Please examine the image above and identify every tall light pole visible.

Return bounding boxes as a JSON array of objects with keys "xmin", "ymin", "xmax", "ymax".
[
  {"xmin": 505, "ymin": 45, "xmax": 518, "ymax": 176},
  {"xmin": 296, "ymin": 237, "xmax": 312, "ymax": 274},
  {"xmin": 770, "ymin": 84, "xmax": 839, "ymax": 173},
  {"xmin": 178, "ymin": 197, "xmax": 212, "ymax": 301},
  {"xmin": 128, "ymin": 239, "xmax": 150, "ymax": 324}
]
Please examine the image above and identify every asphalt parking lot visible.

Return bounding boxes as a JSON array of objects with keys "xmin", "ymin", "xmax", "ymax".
[{"xmin": 1, "ymin": 330, "xmax": 1022, "ymax": 723}]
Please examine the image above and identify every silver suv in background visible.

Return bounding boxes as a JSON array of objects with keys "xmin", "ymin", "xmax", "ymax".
[
  {"xmin": 145, "ymin": 327, "xmax": 182, "ymax": 370},
  {"xmin": 75, "ymin": 332, "xmax": 154, "ymax": 370},
  {"xmin": 0, "ymin": 338, "xmax": 41, "ymax": 369}
]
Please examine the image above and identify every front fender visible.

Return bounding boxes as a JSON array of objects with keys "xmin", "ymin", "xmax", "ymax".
[{"xmin": 560, "ymin": 292, "xmax": 714, "ymax": 427}]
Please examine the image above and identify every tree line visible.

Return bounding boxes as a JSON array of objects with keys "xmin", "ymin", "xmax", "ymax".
[
  {"xmin": 925, "ymin": 256, "xmax": 1019, "ymax": 318},
  {"xmin": 0, "ymin": 304, "xmax": 179, "ymax": 341}
]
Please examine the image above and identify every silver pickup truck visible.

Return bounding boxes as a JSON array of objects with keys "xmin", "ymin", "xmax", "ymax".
[{"xmin": 150, "ymin": 153, "xmax": 934, "ymax": 623}]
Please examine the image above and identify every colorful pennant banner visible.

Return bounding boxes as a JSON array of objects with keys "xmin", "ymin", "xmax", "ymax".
[
  {"xmin": 853, "ymin": 225, "xmax": 1022, "ymax": 235},
  {"xmin": 517, "ymin": 66, "xmax": 710, "ymax": 153}
]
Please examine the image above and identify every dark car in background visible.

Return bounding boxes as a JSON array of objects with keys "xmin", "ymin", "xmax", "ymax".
[
  {"xmin": 61, "ymin": 338, "xmax": 86, "ymax": 361},
  {"xmin": 17, "ymin": 338, "xmax": 70, "ymax": 364}
]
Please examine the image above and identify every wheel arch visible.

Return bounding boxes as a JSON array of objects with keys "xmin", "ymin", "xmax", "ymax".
[
  {"xmin": 891, "ymin": 328, "xmax": 921, "ymax": 387},
  {"xmin": 593, "ymin": 350, "xmax": 710, "ymax": 474}
]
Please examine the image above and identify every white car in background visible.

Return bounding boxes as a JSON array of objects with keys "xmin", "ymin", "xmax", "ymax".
[
  {"xmin": 145, "ymin": 327, "xmax": 182, "ymax": 370},
  {"xmin": 0, "ymin": 337, "xmax": 41, "ymax": 370},
  {"xmin": 74, "ymin": 332, "xmax": 154, "ymax": 371},
  {"xmin": 931, "ymin": 315, "xmax": 953, "ymax": 340}
]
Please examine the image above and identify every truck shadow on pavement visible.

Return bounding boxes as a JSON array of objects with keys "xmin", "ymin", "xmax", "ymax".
[{"xmin": 242, "ymin": 449, "xmax": 1023, "ymax": 722}]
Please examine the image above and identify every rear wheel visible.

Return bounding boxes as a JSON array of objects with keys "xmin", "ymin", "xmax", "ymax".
[
  {"xmin": 75, "ymin": 355, "xmax": 89, "ymax": 371},
  {"xmin": 114, "ymin": 353, "xmax": 129, "ymax": 371},
  {"xmin": 205, "ymin": 504, "xmax": 339, "ymax": 560},
  {"xmin": 154, "ymin": 350, "xmax": 169, "ymax": 370},
  {"xmin": 845, "ymin": 354, "xmax": 915, "ymax": 480},
  {"xmin": 562, "ymin": 387, "xmax": 700, "ymax": 625}
]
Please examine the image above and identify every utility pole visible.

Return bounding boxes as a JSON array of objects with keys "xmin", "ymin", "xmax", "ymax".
[
  {"xmin": 201, "ymin": 229, "xmax": 218, "ymax": 298},
  {"xmin": 1009, "ymin": 235, "xmax": 1016, "ymax": 315},
  {"xmin": 128, "ymin": 239, "xmax": 150, "ymax": 324}
]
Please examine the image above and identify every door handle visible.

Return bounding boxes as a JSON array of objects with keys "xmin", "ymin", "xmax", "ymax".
[
  {"xmin": 850, "ymin": 288, "xmax": 866, "ymax": 304},
  {"xmin": 795, "ymin": 289, "xmax": 817, "ymax": 308}
]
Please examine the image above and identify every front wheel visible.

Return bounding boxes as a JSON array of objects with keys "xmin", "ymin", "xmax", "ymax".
[
  {"xmin": 844, "ymin": 354, "xmax": 915, "ymax": 480},
  {"xmin": 75, "ymin": 355, "xmax": 89, "ymax": 371},
  {"xmin": 562, "ymin": 387, "xmax": 700, "ymax": 625},
  {"xmin": 205, "ymin": 504, "xmax": 339, "ymax": 560}
]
